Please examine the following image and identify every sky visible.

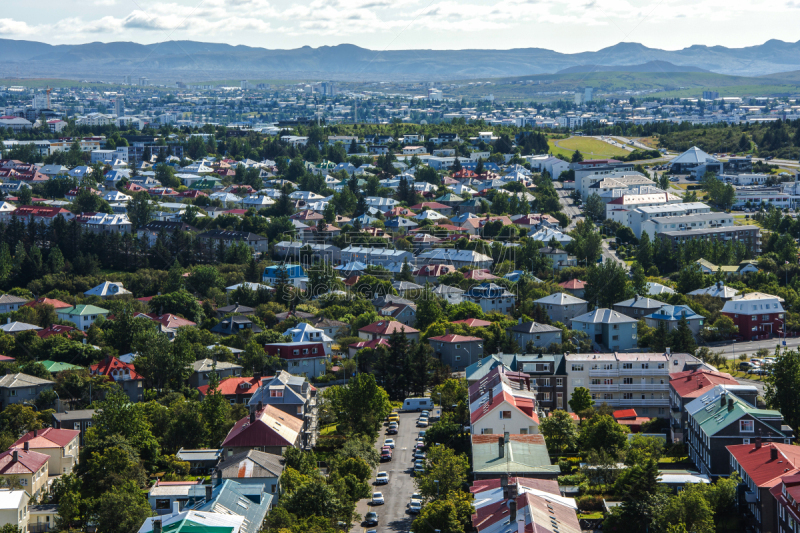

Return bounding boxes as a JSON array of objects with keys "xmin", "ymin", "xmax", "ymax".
[{"xmin": 0, "ymin": 0, "xmax": 797, "ymax": 53}]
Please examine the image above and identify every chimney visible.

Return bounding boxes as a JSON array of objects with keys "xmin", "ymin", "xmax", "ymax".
[
  {"xmin": 498, "ymin": 436, "xmax": 505, "ymax": 458},
  {"xmin": 154, "ymin": 520, "xmax": 162, "ymax": 533},
  {"xmin": 728, "ymin": 398, "xmax": 734, "ymax": 411},
  {"xmin": 508, "ymin": 498, "xmax": 517, "ymax": 521},
  {"xmin": 12, "ymin": 451, "xmax": 17, "ymax": 462},
  {"xmin": 34, "ymin": 429, "xmax": 37, "ymax": 437},
  {"xmin": 249, "ymin": 412, "xmax": 255, "ymax": 424},
  {"xmin": 518, "ymin": 318, "xmax": 522, "ymax": 325},
  {"xmin": 216, "ymin": 469, "xmax": 223, "ymax": 487},
  {"xmin": 666, "ymin": 347, "xmax": 671, "ymax": 355},
  {"xmin": 257, "ymin": 401, "xmax": 263, "ymax": 411},
  {"xmin": 172, "ymin": 501, "xmax": 180, "ymax": 515},
  {"xmin": 5, "ymin": 318, "xmax": 8, "ymax": 324},
  {"xmin": 489, "ymin": 389, "xmax": 493, "ymax": 404},
  {"xmin": 634, "ymin": 295, "xmax": 638, "ymax": 302},
  {"xmin": 771, "ymin": 446, "xmax": 779, "ymax": 461},
  {"xmin": 23, "ymin": 442, "xmax": 28, "ymax": 451},
  {"xmin": 720, "ymin": 394, "xmax": 726, "ymax": 408},
  {"xmin": 755, "ymin": 437, "xmax": 762, "ymax": 449},
  {"xmin": 205, "ymin": 485, "xmax": 213, "ymax": 502},
  {"xmin": 445, "ymin": 328, "xmax": 449, "ymax": 336}
]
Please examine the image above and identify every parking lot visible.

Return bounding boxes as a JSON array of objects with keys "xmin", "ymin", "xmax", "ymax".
[{"xmin": 352, "ymin": 409, "xmax": 438, "ymax": 533}]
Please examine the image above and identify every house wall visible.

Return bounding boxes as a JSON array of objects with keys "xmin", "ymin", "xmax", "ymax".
[
  {"xmin": 1, "ymin": 384, "xmax": 53, "ymax": 409},
  {"xmin": 429, "ymin": 340, "xmax": 483, "ymax": 372},
  {"xmin": 540, "ymin": 302, "xmax": 588, "ymax": 328},
  {"xmin": 0, "ymin": 495, "xmax": 29, "ymax": 533},
  {"xmin": 471, "ymin": 403, "xmax": 539, "ymax": 436},
  {"xmin": 722, "ymin": 311, "xmax": 784, "ymax": 341},
  {"xmin": 510, "ymin": 330, "xmax": 562, "ymax": 351},
  {"xmin": 28, "ymin": 436, "xmax": 79, "ymax": 476}
]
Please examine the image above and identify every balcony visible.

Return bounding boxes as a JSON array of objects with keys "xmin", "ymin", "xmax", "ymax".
[
  {"xmin": 617, "ymin": 369, "xmax": 668, "ymax": 376},
  {"xmin": 618, "ymin": 383, "xmax": 669, "ymax": 391},
  {"xmin": 616, "ymin": 398, "xmax": 670, "ymax": 407},
  {"xmin": 588, "ymin": 369, "xmax": 619, "ymax": 377},
  {"xmin": 589, "ymin": 385, "xmax": 619, "ymax": 392}
]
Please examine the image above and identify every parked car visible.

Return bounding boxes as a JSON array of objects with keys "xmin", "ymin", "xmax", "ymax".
[
  {"xmin": 375, "ymin": 471, "xmax": 389, "ymax": 485},
  {"xmin": 383, "ymin": 438, "xmax": 396, "ymax": 449},
  {"xmin": 414, "ymin": 460, "xmax": 425, "ymax": 474},
  {"xmin": 414, "ymin": 450, "xmax": 427, "ymax": 460},
  {"xmin": 408, "ymin": 501, "xmax": 422, "ymax": 514},
  {"xmin": 418, "ymin": 430, "xmax": 426, "ymax": 438},
  {"xmin": 372, "ymin": 492, "xmax": 385, "ymax": 505},
  {"xmin": 387, "ymin": 423, "xmax": 398, "ymax": 435},
  {"xmin": 365, "ymin": 512, "xmax": 379, "ymax": 526}
]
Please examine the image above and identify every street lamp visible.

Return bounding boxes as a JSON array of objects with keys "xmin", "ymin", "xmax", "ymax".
[{"xmin": 776, "ymin": 318, "xmax": 787, "ymax": 348}]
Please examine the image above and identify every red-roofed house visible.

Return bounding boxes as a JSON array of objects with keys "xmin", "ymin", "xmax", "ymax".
[
  {"xmin": 221, "ymin": 404, "xmax": 303, "ymax": 456},
  {"xmin": 11, "ymin": 428, "xmax": 80, "ymax": 476},
  {"xmin": 144, "ymin": 313, "xmax": 197, "ymax": 329},
  {"xmin": 558, "ymin": 279, "xmax": 587, "ymax": 298},
  {"xmin": 358, "ymin": 321, "xmax": 420, "ymax": 342},
  {"xmin": 428, "ymin": 333, "xmax": 484, "ymax": 371},
  {"xmin": 452, "ymin": 318, "xmax": 492, "ymax": 328},
  {"xmin": 348, "ymin": 338, "xmax": 390, "ymax": 358},
  {"xmin": 463, "ymin": 269, "xmax": 498, "ymax": 282},
  {"xmin": 408, "ymin": 202, "xmax": 453, "ymax": 215},
  {"xmin": 613, "ymin": 409, "xmax": 651, "ymax": 432},
  {"xmin": 470, "ymin": 389, "xmax": 540, "ymax": 436},
  {"xmin": 0, "ymin": 448, "xmax": 49, "ymax": 498},
  {"xmin": 36, "ymin": 324, "xmax": 85, "ymax": 340},
  {"xmin": 1, "ymin": 206, "xmax": 75, "ymax": 225},
  {"xmin": 729, "ymin": 442, "xmax": 800, "ymax": 533},
  {"xmin": 770, "ymin": 474, "xmax": 800, "ymax": 533},
  {"xmin": 197, "ymin": 376, "xmax": 264, "ymax": 404},
  {"xmin": 413, "ymin": 264, "xmax": 456, "ymax": 284},
  {"xmin": 90, "ymin": 355, "xmax": 144, "ymax": 402},
  {"xmin": 23, "ymin": 297, "xmax": 72, "ymax": 310}
]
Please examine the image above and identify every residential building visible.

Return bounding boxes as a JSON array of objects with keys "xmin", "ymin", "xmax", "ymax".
[
  {"xmin": 0, "ymin": 449, "xmax": 49, "ymax": 499},
  {"xmin": 658, "ymin": 225, "xmax": 762, "ymax": 254},
  {"xmin": 11, "ymin": 428, "xmax": 80, "ymax": 476},
  {"xmin": 283, "ymin": 323, "xmax": 332, "ymax": 355},
  {"xmin": 469, "ymin": 367, "xmax": 539, "ymax": 436},
  {"xmin": 728, "ymin": 442, "xmax": 800, "ymax": 533},
  {"xmin": 272, "ymin": 242, "xmax": 341, "ymax": 264},
  {"xmin": 199, "ymin": 230, "xmax": 268, "ymax": 254},
  {"xmin": 215, "ymin": 303, "xmax": 255, "ymax": 319},
  {"xmin": 210, "ymin": 316, "xmax": 263, "ymax": 336},
  {"xmin": 0, "ymin": 295, "xmax": 27, "ymax": 314},
  {"xmin": 644, "ymin": 305, "xmax": 705, "ymax": 337},
  {"xmin": 571, "ymin": 308, "xmax": 638, "ymax": 351},
  {"xmin": 769, "ymin": 473, "xmax": 800, "ymax": 533},
  {"xmin": 431, "ymin": 284, "xmax": 464, "ymax": 305},
  {"xmin": 686, "ymin": 386, "xmax": 793, "ymax": 476},
  {"xmin": 339, "ymin": 246, "xmax": 413, "ymax": 266},
  {"xmin": 668, "ymin": 370, "xmax": 755, "ymax": 444},
  {"xmin": 0, "ymin": 322, "xmax": 41, "ymax": 336},
  {"xmin": 89, "ymin": 356, "xmax": 144, "ymax": 402},
  {"xmin": 721, "ymin": 293, "xmax": 785, "ymax": 341},
  {"xmin": 557, "ymin": 279, "xmax": 586, "ymax": 298},
  {"xmin": 51, "ymin": 409, "xmax": 96, "ymax": 446},
  {"xmin": 189, "ymin": 359, "xmax": 243, "ymax": 389},
  {"xmin": 83, "ymin": 281, "xmax": 131, "ymax": 299},
  {"xmin": 0, "ymin": 374, "xmax": 53, "ymax": 409},
  {"xmin": 0, "ymin": 490, "xmax": 30, "ymax": 533},
  {"xmin": 514, "ymin": 353, "xmax": 569, "ymax": 412},
  {"xmin": 264, "ymin": 342, "xmax": 328, "ymax": 379},
  {"xmin": 507, "ymin": 319, "xmax": 563, "ymax": 351},
  {"xmin": 538, "ymin": 247, "xmax": 577, "ymax": 271},
  {"xmin": 221, "ymin": 404, "xmax": 304, "ymax": 456},
  {"xmin": 262, "ymin": 265, "xmax": 307, "ymax": 288},
  {"xmin": 612, "ymin": 295, "xmax": 664, "ymax": 319},
  {"xmin": 564, "ymin": 353, "xmax": 677, "ymax": 418},
  {"xmin": 465, "ymin": 283, "xmax": 516, "ymax": 315},
  {"xmin": 688, "ymin": 281, "xmax": 739, "ymax": 300},
  {"xmin": 28, "ymin": 505, "xmax": 58, "ymax": 533},
  {"xmin": 175, "ymin": 449, "xmax": 222, "ymax": 475},
  {"xmin": 56, "ymin": 304, "xmax": 109, "ymax": 331},
  {"xmin": 247, "ymin": 371, "xmax": 316, "ymax": 446},
  {"xmin": 197, "ymin": 376, "xmax": 263, "ymax": 405},
  {"xmin": 214, "ymin": 450, "xmax": 284, "ymax": 505},
  {"xmin": 358, "ymin": 320, "xmax": 420, "ymax": 342},
  {"xmin": 136, "ymin": 221, "xmax": 197, "ymax": 247},
  {"xmin": 532, "ymin": 293, "xmax": 588, "ymax": 328},
  {"xmin": 416, "ymin": 248, "xmax": 493, "ymax": 269},
  {"xmin": 641, "ymin": 212, "xmax": 735, "ymax": 240},
  {"xmin": 624, "ymin": 202, "xmax": 711, "ymax": 237},
  {"xmin": 471, "ymin": 434, "xmax": 560, "ymax": 480},
  {"xmin": 428, "ymin": 333, "xmax": 484, "ymax": 371}
]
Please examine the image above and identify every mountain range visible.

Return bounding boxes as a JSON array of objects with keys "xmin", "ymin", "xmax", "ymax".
[{"xmin": 2, "ymin": 38, "xmax": 800, "ymax": 81}]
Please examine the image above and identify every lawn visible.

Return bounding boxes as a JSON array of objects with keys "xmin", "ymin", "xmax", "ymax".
[
  {"xmin": 320, "ymin": 424, "xmax": 338, "ymax": 436},
  {"xmin": 547, "ymin": 136, "xmax": 631, "ymax": 160}
]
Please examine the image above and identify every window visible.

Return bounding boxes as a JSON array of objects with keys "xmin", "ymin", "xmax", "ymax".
[
  {"xmin": 740, "ymin": 420, "xmax": 755, "ymax": 433},
  {"xmin": 74, "ymin": 423, "xmax": 80, "ymax": 430},
  {"xmin": 520, "ymin": 428, "xmax": 529, "ymax": 435},
  {"xmin": 571, "ymin": 364, "xmax": 584, "ymax": 371},
  {"xmin": 293, "ymin": 349, "xmax": 299, "ymax": 355},
  {"xmin": 156, "ymin": 499, "xmax": 171, "ymax": 510},
  {"xmin": 623, "ymin": 363, "xmax": 632, "ymax": 369},
  {"xmin": 18, "ymin": 479, "xmax": 27, "ymax": 486},
  {"xmin": 302, "ymin": 349, "xmax": 309, "ymax": 355},
  {"xmin": 270, "ymin": 390, "xmax": 283, "ymax": 398},
  {"xmin": 556, "ymin": 378, "xmax": 563, "ymax": 387},
  {"xmin": 536, "ymin": 363, "xmax": 549, "ymax": 372},
  {"xmin": 623, "ymin": 393, "xmax": 632, "ymax": 399},
  {"xmin": 229, "ymin": 399, "xmax": 236, "ymax": 405},
  {"xmin": 271, "ymin": 485, "xmax": 277, "ymax": 493},
  {"xmin": 603, "ymin": 393, "xmax": 613, "ymax": 400},
  {"xmin": 312, "ymin": 348, "xmax": 318, "ymax": 354},
  {"xmin": 500, "ymin": 411, "xmax": 512, "ymax": 419},
  {"xmin": 455, "ymin": 355, "xmax": 461, "ymax": 361},
  {"xmin": 591, "ymin": 379, "xmax": 601, "ymax": 385},
  {"xmin": 540, "ymin": 378, "xmax": 550, "ymax": 386},
  {"xmin": 642, "ymin": 363, "xmax": 649, "ymax": 369},
  {"xmin": 612, "ymin": 335, "xmax": 619, "ymax": 341},
  {"xmin": 9, "ymin": 390, "xmax": 16, "ymax": 397},
  {"xmin": 743, "ymin": 438, "xmax": 750, "ymax": 445},
  {"xmin": 623, "ymin": 378, "xmax": 633, "ymax": 384},
  {"xmin": 481, "ymin": 428, "xmax": 493, "ymax": 435},
  {"xmin": 658, "ymin": 363, "xmax": 665, "ymax": 369}
]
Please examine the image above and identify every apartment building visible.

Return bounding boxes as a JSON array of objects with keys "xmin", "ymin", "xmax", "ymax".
[
  {"xmin": 625, "ymin": 202, "xmax": 711, "ymax": 237},
  {"xmin": 564, "ymin": 353, "xmax": 674, "ymax": 418},
  {"xmin": 658, "ymin": 225, "xmax": 761, "ymax": 255},
  {"xmin": 11, "ymin": 428, "xmax": 80, "ymax": 476},
  {"xmin": 641, "ymin": 212, "xmax": 735, "ymax": 240}
]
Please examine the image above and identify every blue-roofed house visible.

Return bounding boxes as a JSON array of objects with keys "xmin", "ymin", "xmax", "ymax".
[
  {"xmin": 465, "ymin": 283, "xmax": 516, "ymax": 315},
  {"xmin": 262, "ymin": 265, "xmax": 307, "ymax": 288},
  {"xmin": 462, "ymin": 161, "xmax": 502, "ymax": 173},
  {"xmin": 465, "ymin": 354, "xmax": 514, "ymax": 385},
  {"xmin": 645, "ymin": 305, "xmax": 705, "ymax": 337},
  {"xmin": 352, "ymin": 214, "xmax": 379, "ymax": 226},
  {"xmin": 384, "ymin": 217, "xmax": 419, "ymax": 231}
]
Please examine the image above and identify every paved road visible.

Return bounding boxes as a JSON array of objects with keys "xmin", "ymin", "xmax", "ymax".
[
  {"xmin": 553, "ymin": 182, "xmax": 583, "ymax": 230},
  {"xmin": 601, "ymin": 239, "xmax": 629, "ymax": 270},
  {"xmin": 704, "ymin": 336, "xmax": 800, "ymax": 360},
  {"xmin": 352, "ymin": 410, "xmax": 427, "ymax": 533}
]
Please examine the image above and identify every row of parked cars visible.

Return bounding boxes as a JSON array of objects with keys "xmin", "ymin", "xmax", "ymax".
[{"xmin": 739, "ymin": 357, "xmax": 775, "ymax": 375}]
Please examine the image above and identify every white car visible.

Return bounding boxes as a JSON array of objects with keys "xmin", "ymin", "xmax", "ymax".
[
  {"xmin": 383, "ymin": 439, "xmax": 395, "ymax": 449},
  {"xmin": 417, "ymin": 419, "xmax": 429, "ymax": 428},
  {"xmin": 372, "ymin": 492, "xmax": 385, "ymax": 505},
  {"xmin": 408, "ymin": 501, "xmax": 422, "ymax": 514},
  {"xmin": 375, "ymin": 472, "xmax": 389, "ymax": 485}
]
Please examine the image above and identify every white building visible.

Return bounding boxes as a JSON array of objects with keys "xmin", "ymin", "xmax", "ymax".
[
  {"xmin": 641, "ymin": 212, "xmax": 735, "ymax": 240},
  {"xmin": 625, "ymin": 202, "xmax": 712, "ymax": 237}
]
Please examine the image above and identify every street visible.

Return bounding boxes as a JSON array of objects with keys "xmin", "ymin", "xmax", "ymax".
[
  {"xmin": 706, "ymin": 336, "xmax": 800, "ymax": 360},
  {"xmin": 601, "ymin": 239, "xmax": 629, "ymax": 270},
  {"xmin": 553, "ymin": 181, "xmax": 582, "ymax": 230},
  {"xmin": 352, "ymin": 410, "xmax": 429, "ymax": 533}
]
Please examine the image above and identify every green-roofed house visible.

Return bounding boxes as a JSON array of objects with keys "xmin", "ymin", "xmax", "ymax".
[
  {"xmin": 684, "ymin": 384, "xmax": 794, "ymax": 477},
  {"xmin": 471, "ymin": 433, "xmax": 561, "ymax": 480},
  {"xmin": 138, "ymin": 510, "xmax": 245, "ymax": 533},
  {"xmin": 434, "ymin": 193, "xmax": 464, "ymax": 208},
  {"xmin": 191, "ymin": 177, "xmax": 223, "ymax": 191},
  {"xmin": 40, "ymin": 361, "xmax": 83, "ymax": 373},
  {"xmin": 56, "ymin": 305, "xmax": 110, "ymax": 331}
]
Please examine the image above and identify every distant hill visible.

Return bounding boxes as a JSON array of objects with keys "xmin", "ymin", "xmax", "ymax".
[
  {"xmin": 2, "ymin": 38, "xmax": 800, "ymax": 81},
  {"xmin": 556, "ymin": 61, "xmax": 709, "ymax": 74}
]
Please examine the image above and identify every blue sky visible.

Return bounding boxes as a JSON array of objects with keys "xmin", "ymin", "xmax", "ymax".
[{"xmin": 0, "ymin": 0, "xmax": 797, "ymax": 53}]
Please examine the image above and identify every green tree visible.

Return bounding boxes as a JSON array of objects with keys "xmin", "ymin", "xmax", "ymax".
[
  {"xmin": 87, "ymin": 388, "xmax": 160, "ymax": 463},
  {"xmin": 539, "ymin": 409, "xmax": 579, "ymax": 453},
  {"xmin": 584, "ymin": 193, "xmax": 605, "ymax": 221},
  {"xmin": 568, "ymin": 218, "xmax": 603, "ymax": 265},
  {"xmin": 415, "ymin": 445, "xmax": 470, "ymax": 500},
  {"xmin": 319, "ymin": 374, "xmax": 391, "ymax": 440},
  {"xmin": 568, "ymin": 386, "xmax": 595, "ymax": 416},
  {"xmin": 677, "ymin": 263, "xmax": 706, "ymax": 294},
  {"xmin": 94, "ymin": 480, "xmax": 155, "ymax": 533},
  {"xmin": 571, "ymin": 149, "xmax": 584, "ymax": 163},
  {"xmin": 765, "ymin": 350, "xmax": 800, "ymax": 433},
  {"xmin": 412, "ymin": 491, "xmax": 473, "ymax": 533},
  {"xmin": 583, "ymin": 260, "xmax": 633, "ymax": 308},
  {"xmin": 660, "ymin": 483, "xmax": 715, "ymax": 533},
  {"xmin": 126, "ymin": 191, "xmax": 154, "ymax": 230},
  {"xmin": 636, "ymin": 231, "xmax": 653, "ymax": 270},
  {"xmin": 578, "ymin": 414, "xmax": 629, "ymax": 456},
  {"xmin": 669, "ymin": 315, "xmax": 697, "ymax": 354}
]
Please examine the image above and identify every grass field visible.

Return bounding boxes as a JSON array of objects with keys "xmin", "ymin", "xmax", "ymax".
[{"xmin": 547, "ymin": 136, "xmax": 631, "ymax": 160}]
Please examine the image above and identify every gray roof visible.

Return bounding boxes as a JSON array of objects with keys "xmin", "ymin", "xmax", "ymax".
[
  {"xmin": 572, "ymin": 308, "xmax": 637, "ymax": 324},
  {"xmin": 52, "ymin": 409, "xmax": 95, "ymax": 422},
  {"xmin": 534, "ymin": 292, "xmax": 587, "ymax": 306},
  {"xmin": 614, "ymin": 296, "xmax": 663, "ymax": 310},
  {"xmin": 217, "ymin": 450, "xmax": 284, "ymax": 479},
  {"xmin": 176, "ymin": 448, "xmax": 223, "ymax": 462},
  {"xmin": 0, "ymin": 294, "xmax": 28, "ymax": 305},
  {"xmin": 508, "ymin": 321, "xmax": 562, "ymax": 334},
  {"xmin": 216, "ymin": 303, "xmax": 255, "ymax": 314},
  {"xmin": 392, "ymin": 281, "xmax": 423, "ymax": 291},
  {"xmin": 538, "ymin": 247, "xmax": 568, "ymax": 255},
  {"xmin": 0, "ymin": 321, "xmax": 41, "ymax": 333},
  {"xmin": 192, "ymin": 359, "xmax": 244, "ymax": 373},
  {"xmin": 432, "ymin": 284, "xmax": 464, "ymax": 295},
  {"xmin": 0, "ymin": 373, "xmax": 53, "ymax": 388}
]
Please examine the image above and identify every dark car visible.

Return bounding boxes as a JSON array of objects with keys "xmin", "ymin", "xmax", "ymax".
[
  {"xmin": 380, "ymin": 447, "xmax": 392, "ymax": 461},
  {"xmin": 365, "ymin": 512, "xmax": 378, "ymax": 526}
]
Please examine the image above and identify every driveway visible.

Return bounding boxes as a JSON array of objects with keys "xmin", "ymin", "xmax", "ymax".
[{"xmin": 352, "ymin": 410, "xmax": 432, "ymax": 533}]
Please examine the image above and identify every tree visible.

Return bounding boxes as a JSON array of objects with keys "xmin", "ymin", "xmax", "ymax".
[
  {"xmin": 412, "ymin": 491, "xmax": 473, "ymax": 533},
  {"xmin": 132, "ymin": 328, "xmax": 193, "ymax": 391},
  {"xmin": 189, "ymin": 265, "xmax": 224, "ymax": 297},
  {"xmin": 87, "ymin": 388, "xmax": 160, "ymax": 463},
  {"xmin": 281, "ymin": 481, "xmax": 348, "ymax": 521},
  {"xmin": 397, "ymin": 258, "xmax": 414, "ymax": 282},
  {"xmin": 568, "ymin": 218, "xmax": 603, "ymax": 265},
  {"xmin": 583, "ymin": 260, "xmax": 633, "ymax": 308},
  {"xmin": 677, "ymin": 263, "xmax": 706, "ymax": 294},
  {"xmin": 636, "ymin": 231, "xmax": 653, "ymax": 271},
  {"xmin": 415, "ymin": 445, "xmax": 470, "ymax": 500},
  {"xmin": 578, "ymin": 414, "xmax": 629, "ymax": 456},
  {"xmin": 539, "ymin": 409, "xmax": 579, "ymax": 453},
  {"xmin": 571, "ymin": 149, "xmax": 584, "ymax": 163},
  {"xmin": 415, "ymin": 288, "xmax": 446, "ymax": 330},
  {"xmin": 127, "ymin": 191, "xmax": 154, "ymax": 230},
  {"xmin": 94, "ymin": 480, "xmax": 154, "ymax": 533},
  {"xmin": 320, "ymin": 374, "xmax": 391, "ymax": 440},
  {"xmin": 613, "ymin": 458, "xmax": 661, "ymax": 500},
  {"xmin": 568, "ymin": 386, "xmax": 594, "ymax": 416},
  {"xmin": 669, "ymin": 315, "xmax": 697, "ymax": 354},
  {"xmin": 660, "ymin": 483, "xmax": 715, "ymax": 533},
  {"xmin": 766, "ymin": 350, "xmax": 800, "ymax": 433},
  {"xmin": 584, "ymin": 193, "xmax": 605, "ymax": 221},
  {"xmin": 630, "ymin": 262, "xmax": 647, "ymax": 297},
  {"xmin": 148, "ymin": 290, "xmax": 204, "ymax": 324}
]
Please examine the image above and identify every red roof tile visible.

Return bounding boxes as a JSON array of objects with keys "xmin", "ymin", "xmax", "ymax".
[
  {"xmin": 12, "ymin": 428, "xmax": 80, "ymax": 450},
  {"xmin": 452, "ymin": 318, "xmax": 492, "ymax": 328},
  {"xmin": 670, "ymin": 369, "xmax": 739, "ymax": 398},
  {"xmin": 144, "ymin": 313, "xmax": 196, "ymax": 329},
  {"xmin": 198, "ymin": 376, "xmax": 264, "ymax": 397},
  {"xmin": 221, "ymin": 404, "xmax": 303, "ymax": 448},
  {"xmin": 0, "ymin": 449, "xmax": 49, "ymax": 475},
  {"xmin": 359, "ymin": 321, "xmax": 419, "ymax": 335},
  {"xmin": 559, "ymin": 279, "xmax": 586, "ymax": 290},
  {"xmin": 349, "ymin": 338, "xmax": 391, "ymax": 351},
  {"xmin": 23, "ymin": 297, "xmax": 72, "ymax": 310},
  {"xmin": 727, "ymin": 443, "xmax": 800, "ymax": 487},
  {"xmin": 90, "ymin": 356, "xmax": 143, "ymax": 381},
  {"xmin": 36, "ymin": 324, "xmax": 84, "ymax": 340},
  {"xmin": 613, "ymin": 409, "xmax": 638, "ymax": 420},
  {"xmin": 429, "ymin": 334, "xmax": 483, "ymax": 343}
]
